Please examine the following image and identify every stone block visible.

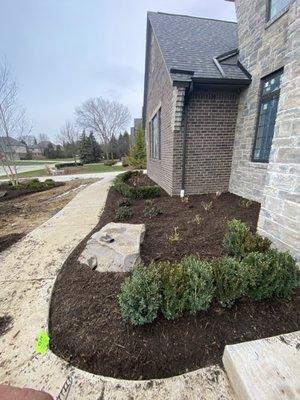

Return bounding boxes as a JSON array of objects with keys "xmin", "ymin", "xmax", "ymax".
[{"xmin": 79, "ymin": 223, "xmax": 145, "ymax": 272}]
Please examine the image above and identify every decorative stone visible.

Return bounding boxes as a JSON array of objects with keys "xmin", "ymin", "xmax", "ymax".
[{"xmin": 79, "ymin": 222, "xmax": 145, "ymax": 272}]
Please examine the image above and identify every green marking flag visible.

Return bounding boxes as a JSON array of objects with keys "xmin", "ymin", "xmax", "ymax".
[{"xmin": 35, "ymin": 330, "xmax": 50, "ymax": 354}]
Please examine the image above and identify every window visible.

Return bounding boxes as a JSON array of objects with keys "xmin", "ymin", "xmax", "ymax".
[
  {"xmin": 149, "ymin": 109, "xmax": 161, "ymax": 159},
  {"xmin": 268, "ymin": 0, "xmax": 290, "ymax": 20},
  {"xmin": 252, "ymin": 69, "xmax": 283, "ymax": 162}
]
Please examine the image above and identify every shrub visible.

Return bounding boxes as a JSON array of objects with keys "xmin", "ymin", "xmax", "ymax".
[
  {"xmin": 104, "ymin": 159, "xmax": 117, "ymax": 166},
  {"xmin": 181, "ymin": 256, "xmax": 215, "ymax": 313},
  {"xmin": 118, "ymin": 265, "xmax": 162, "ymax": 325},
  {"xmin": 55, "ymin": 162, "xmax": 83, "ymax": 169},
  {"xmin": 114, "ymin": 171, "xmax": 161, "ymax": 199},
  {"xmin": 27, "ymin": 178, "xmax": 44, "ymax": 190},
  {"xmin": 127, "ymin": 127, "xmax": 146, "ymax": 169},
  {"xmin": 223, "ymin": 219, "xmax": 271, "ymax": 259},
  {"xmin": 117, "ymin": 198, "xmax": 132, "ymax": 207},
  {"xmin": 213, "ymin": 257, "xmax": 247, "ymax": 307},
  {"xmin": 122, "ymin": 157, "xmax": 129, "ymax": 167},
  {"xmin": 159, "ymin": 262, "xmax": 188, "ymax": 320},
  {"xmin": 243, "ymin": 250, "xmax": 299, "ymax": 301},
  {"xmin": 115, "ymin": 206, "xmax": 133, "ymax": 221},
  {"xmin": 239, "ymin": 198, "xmax": 253, "ymax": 208},
  {"xmin": 143, "ymin": 200, "xmax": 163, "ymax": 218},
  {"xmin": 44, "ymin": 178, "xmax": 56, "ymax": 188}
]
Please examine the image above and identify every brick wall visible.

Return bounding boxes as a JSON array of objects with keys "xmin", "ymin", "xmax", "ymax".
[
  {"xmin": 232, "ymin": 0, "xmax": 299, "ymax": 259},
  {"xmin": 182, "ymin": 90, "xmax": 238, "ymax": 195},
  {"xmin": 144, "ymin": 28, "xmax": 176, "ymax": 195}
]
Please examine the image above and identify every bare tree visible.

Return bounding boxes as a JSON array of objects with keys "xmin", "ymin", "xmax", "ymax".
[
  {"xmin": 0, "ymin": 59, "xmax": 31, "ymax": 186},
  {"xmin": 38, "ymin": 133, "xmax": 49, "ymax": 143},
  {"xmin": 57, "ymin": 120, "xmax": 79, "ymax": 162},
  {"xmin": 75, "ymin": 97, "xmax": 131, "ymax": 160}
]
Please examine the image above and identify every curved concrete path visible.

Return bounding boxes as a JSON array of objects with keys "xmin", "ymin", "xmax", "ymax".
[{"xmin": 0, "ymin": 176, "xmax": 235, "ymax": 399}]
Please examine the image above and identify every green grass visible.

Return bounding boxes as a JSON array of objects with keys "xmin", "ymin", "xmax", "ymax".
[{"xmin": 0, "ymin": 163, "xmax": 125, "ymax": 179}]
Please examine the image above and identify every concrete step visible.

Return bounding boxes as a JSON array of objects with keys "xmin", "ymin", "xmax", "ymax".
[{"xmin": 223, "ymin": 331, "xmax": 300, "ymax": 400}]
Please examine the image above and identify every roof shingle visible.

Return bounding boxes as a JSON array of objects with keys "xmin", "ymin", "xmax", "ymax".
[{"xmin": 148, "ymin": 12, "xmax": 250, "ymax": 82}]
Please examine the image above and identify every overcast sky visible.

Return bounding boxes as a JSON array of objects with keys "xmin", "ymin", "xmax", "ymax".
[{"xmin": 1, "ymin": 0, "xmax": 236, "ymax": 140}]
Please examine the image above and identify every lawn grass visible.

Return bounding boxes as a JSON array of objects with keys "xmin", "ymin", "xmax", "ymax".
[{"xmin": 0, "ymin": 163, "xmax": 125, "ymax": 179}]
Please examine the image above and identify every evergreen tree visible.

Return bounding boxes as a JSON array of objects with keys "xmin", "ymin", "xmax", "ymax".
[
  {"xmin": 89, "ymin": 131, "xmax": 102, "ymax": 162},
  {"xmin": 128, "ymin": 127, "xmax": 146, "ymax": 169},
  {"xmin": 79, "ymin": 132, "xmax": 93, "ymax": 164},
  {"xmin": 44, "ymin": 143, "xmax": 56, "ymax": 159}
]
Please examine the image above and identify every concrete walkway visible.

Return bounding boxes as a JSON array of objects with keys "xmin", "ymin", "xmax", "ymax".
[{"xmin": 0, "ymin": 176, "xmax": 235, "ymax": 399}]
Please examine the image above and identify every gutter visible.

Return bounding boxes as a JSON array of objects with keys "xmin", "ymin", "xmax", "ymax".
[{"xmin": 180, "ymin": 81, "xmax": 194, "ymax": 197}]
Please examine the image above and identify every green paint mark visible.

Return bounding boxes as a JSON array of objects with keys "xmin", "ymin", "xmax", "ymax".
[{"xmin": 35, "ymin": 330, "xmax": 50, "ymax": 354}]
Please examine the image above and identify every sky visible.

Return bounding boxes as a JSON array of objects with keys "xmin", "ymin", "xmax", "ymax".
[{"xmin": 0, "ymin": 0, "xmax": 236, "ymax": 140}]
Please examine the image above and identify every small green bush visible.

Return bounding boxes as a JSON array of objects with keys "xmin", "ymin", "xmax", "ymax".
[
  {"xmin": 223, "ymin": 219, "xmax": 271, "ymax": 259},
  {"xmin": 117, "ymin": 198, "xmax": 132, "ymax": 207},
  {"xmin": 44, "ymin": 178, "xmax": 56, "ymax": 188},
  {"xmin": 104, "ymin": 159, "xmax": 117, "ymax": 166},
  {"xmin": 180, "ymin": 256, "xmax": 215, "ymax": 313},
  {"xmin": 27, "ymin": 178, "xmax": 44, "ymax": 190},
  {"xmin": 114, "ymin": 171, "xmax": 161, "ymax": 199},
  {"xmin": 55, "ymin": 162, "xmax": 83, "ymax": 169},
  {"xmin": 118, "ymin": 265, "xmax": 162, "ymax": 325},
  {"xmin": 159, "ymin": 262, "xmax": 188, "ymax": 320},
  {"xmin": 122, "ymin": 157, "xmax": 129, "ymax": 167},
  {"xmin": 213, "ymin": 257, "xmax": 247, "ymax": 307},
  {"xmin": 115, "ymin": 206, "xmax": 133, "ymax": 221},
  {"xmin": 143, "ymin": 200, "xmax": 163, "ymax": 218},
  {"xmin": 243, "ymin": 250, "xmax": 299, "ymax": 301}
]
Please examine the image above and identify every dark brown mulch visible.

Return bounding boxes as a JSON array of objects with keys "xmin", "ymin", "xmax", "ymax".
[
  {"xmin": 0, "ymin": 233, "xmax": 24, "ymax": 253},
  {"xmin": 127, "ymin": 172, "xmax": 157, "ymax": 187},
  {"xmin": 49, "ymin": 187, "xmax": 300, "ymax": 380},
  {"xmin": 0, "ymin": 315, "xmax": 13, "ymax": 336},
  {"xmin": 0, "ymin": 182, "xmax": 64, "ymax": 202}
]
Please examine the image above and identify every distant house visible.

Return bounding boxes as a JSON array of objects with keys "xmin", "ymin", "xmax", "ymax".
[
  {"xmin": 0, "ymin": 137, "xmax": 27, "ymax": 160},
  {"xmin": 143, "ymin": 2, "xmax": 299, "ymax": 258},
  {"xmin": 28, "ymin": 145, "xmax": 43, "ymax": 159},
  {"xmin": 38, "ymin": 140, "xmax": 56, "ymax": 153}
]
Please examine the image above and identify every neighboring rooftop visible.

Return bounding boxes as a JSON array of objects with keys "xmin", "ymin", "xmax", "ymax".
[
  {"xmin": 0, "ymin": 137, "xmax": 26, "ymax": 147},
  {"xmin": 147, "ymin": 11, "xmax": 250, "ymax": 83}
]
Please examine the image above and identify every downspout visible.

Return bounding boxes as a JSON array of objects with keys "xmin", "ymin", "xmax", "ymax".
[{"xmin": 180, "ymin": 81, "xmax": 193, "ymax": 197}]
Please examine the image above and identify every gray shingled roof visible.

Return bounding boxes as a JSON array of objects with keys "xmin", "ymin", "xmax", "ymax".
[
  {"xmin": 0, "ymin": 137, "xmax": 25, "ymax": 147},
  {"xmin": 148, "ymin": 12, "xmax": 250, "ymax": 82}
]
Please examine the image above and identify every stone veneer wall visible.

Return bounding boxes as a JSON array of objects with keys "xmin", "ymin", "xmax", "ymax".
[
  {"xmin": 231, "ymin": 0, "xmax": 299, "ymax": 259},
  {"xmin": 181, "ymin": 90, "xmax": 238, "ymax": 195},
  {"xmin": 257, "ymin": 0, "xmax": 300, "ymax": 259}
]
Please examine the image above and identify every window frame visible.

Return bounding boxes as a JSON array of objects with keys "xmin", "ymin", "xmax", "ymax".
[
  {"xmin": 149, "ymin": 108, "xmax": 161, "ymax": 160},
  {"xmin": 252, "ymin": 68, "xmax": 283, "ymax": 163},
  {"xmin": 266, "ymin": 0, "xmax": 290, "ymax": 21}
]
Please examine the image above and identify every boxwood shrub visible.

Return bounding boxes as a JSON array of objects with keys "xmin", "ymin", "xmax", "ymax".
[
  {"xmin": 213, "ymin": 257, "xmax": 248, "ymax": 307},
  {"xmin": 55, "ymin": 162, "xmax": 83, "ymax": 169},
  {"xmin": 180, "ymin": 256, "xmax": 215, "ymax": 313},
  {"xmin": 243, "ymin": 250, "xmax": 299, "ymax": 300},
  {"xmin": 118, "ymin": 265, "xmax": 162, "ymax": 326},
  {"xmin": 114, "ymin": 171, "xmax": 161, "ymax": 199},
  {"xmin": 223, "ymin": 219, "xmax": 271, "ymax": 259}
]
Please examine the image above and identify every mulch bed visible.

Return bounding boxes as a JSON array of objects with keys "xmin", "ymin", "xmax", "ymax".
[
  {"xmin": 0, "ymin": 233, "xmax": 24, "ymax": 253},
  {"xmin": 0, "ymin": 182, "xmax": 63, "ymax": 202},
  {"xmin": 49, "ymin": 187, "xmax": 300, "ymax": 380}
]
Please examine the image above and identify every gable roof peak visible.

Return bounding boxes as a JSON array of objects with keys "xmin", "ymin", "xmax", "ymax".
[{"xmin": 147, "ymin": 11, "xmax": 237, "ymax": 25}]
